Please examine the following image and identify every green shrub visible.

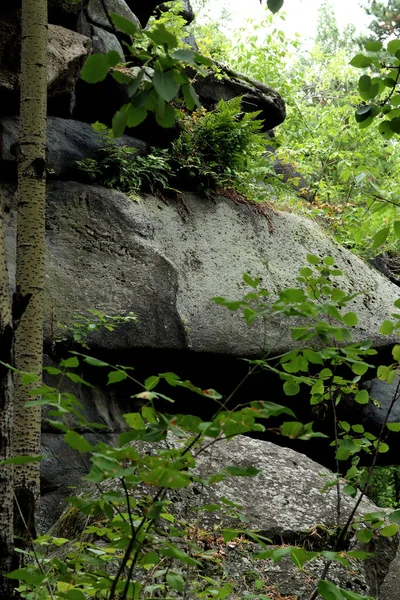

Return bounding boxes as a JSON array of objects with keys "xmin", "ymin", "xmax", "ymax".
[
  {"xmin": 367, "ymin": 466, "xmax": 400, "ymax": 508},
  {"xmin": 77, "ymin": 142, "xmax": 172, "ymax": 198},
  {"xmin": 78, "ymin": 99, "xmax": 275, "ymax": 204}
]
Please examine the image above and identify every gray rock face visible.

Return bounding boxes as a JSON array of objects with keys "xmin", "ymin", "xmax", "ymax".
[
  {"xmin": 87, "ymin": 0, "xmax": 140, "ymax": 31},
  {"xmin": 380, "ymin": 541, "xmax": 400, "ymax": 600},
  {"xmin": 0, "ymin": 117, "xmax": 148, "ymax": 179},
  {"xmin": 0, "ymin": 21, "xmax": 91, "ymax": 115},
  {"xmin": 194, "ymin": 64, "xmax": 286, "ymax": 132},
  {"xmin": 47, "ymin": 25, "xmax": 92, "ymax": 98},
  {"xmin": 175, "ymin": 435, "xmax": 397, "ymax": 597},
  {"xmin": 90, "ymin": 24, "xmax": 124, "ymax": 57},
  {"xmin": 3, "ymin": 182, "xmax": 400, "ymax": 355}
]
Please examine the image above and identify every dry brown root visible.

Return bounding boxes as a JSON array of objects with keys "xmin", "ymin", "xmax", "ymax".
[{"xmin": 217, "ymin": 187, "xmax": 276, "ymax": 233}]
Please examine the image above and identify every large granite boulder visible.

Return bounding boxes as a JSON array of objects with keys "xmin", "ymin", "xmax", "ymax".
[
  {"xmin": 43, "ymin": 434, "xmax": 398, "ymax": 598},
  {"xmin": 3, "ymin": 181, "xmax": 400, "ymax": 356}
]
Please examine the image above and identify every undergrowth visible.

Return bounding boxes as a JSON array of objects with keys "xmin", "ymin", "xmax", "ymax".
[{"xmin": 78, "ymin": 98, "xmax": 278, "ymax": 210}]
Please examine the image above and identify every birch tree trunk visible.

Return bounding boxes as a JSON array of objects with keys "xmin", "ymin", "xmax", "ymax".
[
  {"xmin": 13, "ymin": 0, "xmax": 47, "ymax": 537},
  {"xmin": 0, "ymin": 192, "xmax": 15, "ymax": 599}
]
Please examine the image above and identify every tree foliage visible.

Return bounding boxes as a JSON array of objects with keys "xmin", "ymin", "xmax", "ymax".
[{"xmin": 362, "ymin": 0, "xmax": 400, "ymax": 42}]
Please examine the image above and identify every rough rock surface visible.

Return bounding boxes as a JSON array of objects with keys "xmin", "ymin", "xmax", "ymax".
[
  {"xmin": 90, "ymin": 24, "xmax": 124, "ymax": 57},
  {"xmin": 0, "ymin": 21, "xmax": 91, "ymax": 115},
  {"xmin": 380, "ymin": 542, "xmax": 400, "ymax": 600},
  {"xmin": 3, "ymin": 182, "xmax": 400, "ymax": 355},
  {"xmin": 47, "ymin": 25, "xmax": 92, "ymax": 98},
  {"xmin": 6, "ymin": 183, "xmax": 400, "ymax": 353},
  {"xmin": 172, "ymin": 435, "xmax": 397, "ymax": 597},
  {"xmin": 194, "ymin": 63, "xmax": 286, "ymax": 132},
  {"xmin": 0, "ymin": 117, "xmax": 148, "ymax": 179},
  {"xmin": 87, "ymin": 0, "xmax": 140, "ymax": 31}
]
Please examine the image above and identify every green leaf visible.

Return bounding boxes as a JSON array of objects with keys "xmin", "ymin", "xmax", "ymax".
[
  {"xmin": 364, "ymin": 41, "xmax": 383, "ymax": 52},
  {"xmin": 350, "ymin": 54, "xmax": 374, "ymax": 68},
  {"xmin": 267, "ymin": 0, "xmax": 283, "ymax": 13},
  {"xmin": 243, "ymin": 273, "xmax": 260, "ymax": 288},
  {"xmin": 112, "ymin": 70, "xmax": 132, "ymax": 84},
  {"xmin": 381, "ymin": 524, "xmax": 399, "ymax": 537},
  {"xmin": 358, "ymin": 74, "xmax": 371, "ymax": 93},
  {"xmin": 65, "ymin": 591, "xmax": 86, "ymax": 600},
  {"xmin": 43, "ymin": 366, "xmax": 62, "ymax": 375},
  {"xmin": 171, "ymin": 48, "xmax": 197, "ymax": 64},
  {"xmin": 380, "ymin": 320, "xmax": 394, "ymax": 335},
  {"xmin": 109, "ymin": 11, "xmax": 138, "ymax": 35},
  {"xmin": 106, "ymin": 51, "xmax": 122, "ymax": 68},
  {"xmin": 127, "ymin": 69, "xmax": 145, "ymax": 97},
  {"xmin": 126, "ymin": 104, "xmax": 147, "ymax": 127},
  {"xmin": 394, "ymin": 221, "xmax": 400, "ymax": 238},
  {"xmin": 146, "ymin": 23, "xmax": 178, "ymax": 49},
  {"xmin": 343, "ymin": 484, "xmax": 356, "ymax": 496},
  {"xmin": 355, "ymin": 104, "xmax": 373, "ymax": 123},
  {"xmin": 387, "ymin": 422, "xmax": 400, "ymax": 432},
  {"xmin": 81, "ymin": 52, "xmax": 118, "ymax": 83},
  {"xmin": 20, "ymin": 372, "xmax": 39, "ymax": 385},
  {"xmin": 166, "ymin": 572, "xmax": 185, "ymax": 593},
  {"xmin": 389, "ymin": 509, "xmax": 400, "ymax": 523},
  {"xmin": 306, "ymin": 253, "xmax": 320, "ymax": 265},
  {"xmin": 65, "ymin": 431, "xmax": 93, "ymax": 453},
  {"xmin": 343, "ymin": 312, "xmax": 358, "ymax": 326},
  {"xmin": 153, "ymin": 69, "xmax": 180, "ymax": 102},
  {"xmin": 378, "ymin": 120, "xmax": 394, "ymax": 140},
  {"xmin": 142, "ymin": 406, "xmax": 157, "ymax": 423},
  {"xmin": 66, "ymin": 372, "xmax": 93, "ymax": 387},
  {"xmin": 124, "ymin": 412, "xmax": 145, "ymax": 430},
  {"xmin": 303, "ymin": 349, "xmax": 324, "ymax": 365},
  {"xmin": 377, "ymin": 442, "xmax": 389, "ymax": 453},
  {"xmin": 283, "ymin": 380, "xmax": 300, "ymax": 396},
  {"xmin": 388, "ymin": 39, "xmax": 400, "ymax": 55},
  {"xmin": 145, "ymin": 376, "xmax": 160, "ymax": 391},
  {"xmin": 352, "ymin": 424, "xmax": 364, "ymax": 433},
  {"xmin": 112, "ymin": 109, "xmax": 128, "ymax": 138},
  {"xmin": 390, "ymin": 116, "xmax": 400, "ymax": 133},
  {"xmin": 155, "ymin": 100, "xmax": 175, "ymax": 127},
  {"xmin": 351, "ymin": 362, "xmax": 369, "ymax": 376},
  {"xmin": 60, "ymin": 356, "xmax": 79, "ymax": 368},
  {"xmin": 159, "ymin": 545, "xmax": 201, "ymax": 566},
  {"xmin": 222, "ymin": 529, "xmax": 240, "ymax": 542},
  {"xmin": 317, "ymin": 579, "xmax": 343, "ymax": 599},
  {"xmin": 182, "ymin": 83, "xmax": 200, "ymax": 110},
  {"xmin": 107, "ymin": 370, "xmax": 128, "ymax": 384},
  {"xmin": 355, "ymin": 389, "xmax": 369, "ymax": 404},
  {"xmin": 267, "ymin": 0, "xmax": 284, "ymax": 13},
  {"xmin": 83, "ymin": 356, "xmax": 109, "ymax": 367},
  {"xmin": 372, "ymin": 226, "xmax": 390, "ymax": 250},
  {"xmin": 6, "ymin": 568, "xmax": 44, "ymax": 586},
  {"xmin": 0, "ymin": 455, "xmax": 42, "ymax": 466}
]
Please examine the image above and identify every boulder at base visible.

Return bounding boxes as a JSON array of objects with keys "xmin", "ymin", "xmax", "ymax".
[{"xmin": 46, "ymin": 435, "xmax": 398, "ymax": 598}]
